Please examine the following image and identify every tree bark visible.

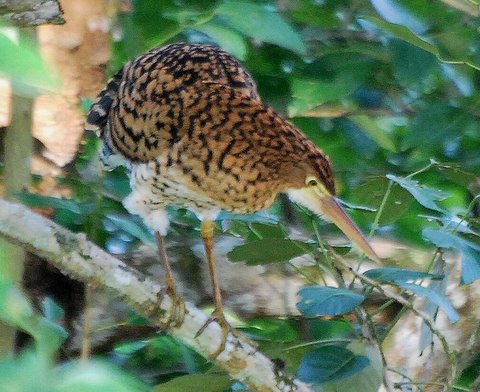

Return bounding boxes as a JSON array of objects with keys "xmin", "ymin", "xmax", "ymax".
[
  {"xmin": 0, "ymin": 0, "xmax": 64, "ymax": 26},
  {"xmin": 0, "ymin": 198, "xmax": 313, "ymax": 392}
]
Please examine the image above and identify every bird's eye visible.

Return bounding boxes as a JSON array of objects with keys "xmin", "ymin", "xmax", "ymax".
[{"xmin": 307, "ymin": 178, "xmax": 318, "ymax": 187}]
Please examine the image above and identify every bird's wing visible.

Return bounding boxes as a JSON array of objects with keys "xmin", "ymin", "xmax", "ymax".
[
  {"xmin": 85, "ymin": 65, "xmax": 126, "ymax": 136},
  {"xmin": 89, "ymin": 53, "xmax": 260, "ymax": 163}
]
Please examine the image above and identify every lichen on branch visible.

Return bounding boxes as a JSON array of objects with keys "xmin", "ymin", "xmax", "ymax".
[{"xmin": 0, "ymin": 198, "xmax": 312, "ymax": 392}]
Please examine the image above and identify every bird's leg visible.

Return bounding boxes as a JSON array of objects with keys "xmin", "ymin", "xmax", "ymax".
[
  {"xmin": 155, "ymin": 231, "xmax": 185, "ymax": 329},
  {"xmin": 195, "ymin": 221, "xmax": 256, "ymax": 358}
]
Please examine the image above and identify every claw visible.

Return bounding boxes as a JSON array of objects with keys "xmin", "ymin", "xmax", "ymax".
[
  {"xmin": 158, "ymin": 278, "xmax": 185, "ymax": 329},
  {"xmin": 195, "ymin": 308, "xmax": 257, "ymax": 359}
]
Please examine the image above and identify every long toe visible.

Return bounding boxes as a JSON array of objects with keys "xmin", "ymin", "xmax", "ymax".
[
  {"xmin": 159, "ymin": 287, "xmax": 185, "ymax": 329},
  {"xmin": 194, "ymin": 309, "xmax": 232, "ymax": 359},
  {"xmin": 195, "ymin": 309, "xmax": 259, "ymax": 359}
]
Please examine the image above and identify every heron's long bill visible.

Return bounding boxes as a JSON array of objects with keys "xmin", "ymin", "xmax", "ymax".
[{"xmin": 287, "ymin": 189, "xmax": 381, "ymax": 263}]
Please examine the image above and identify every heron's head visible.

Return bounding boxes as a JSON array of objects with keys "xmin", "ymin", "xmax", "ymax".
[{"xmin": 284, "ymin": 150, "xmax": 380, "ymax": 263}]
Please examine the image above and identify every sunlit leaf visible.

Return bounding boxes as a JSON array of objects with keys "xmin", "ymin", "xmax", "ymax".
[
  {"xmin": 228, "ymin": 238, "xmax": 315, "ymax": 265},
  {"xmin": 298, "ymin": 345, "xmax": 370, "ymax": 384},
  {"xmin": 0, "ymin": 30, "xmax": 58, "ymax": 96},
  {"xmin": 56, "ymin": 360, "xmax": 147, "ymax": 392},
  {"xmin": 369, "ymin": 0, "xmax": 428, "ymax": 33},
  {"xmin": 387, "ymin": 174, "xmax": 448, "ymax": 213},
  {"xmin": 216, "ymin": 0, "xmax": 306, "ymax": 55},
  {"xmin": 0, "ymin": 282, "xmax": 33, "ymax": 327},
  {"xmin": 0, "ymin": 283, "xmax": 67, "ymax": 355},
  {"xmin": 288, "ymin": 78, "xmax": 357, "ymax": 117},
  {"xmin": 114, "ymin": 341, "xmax": 148, "ymax": 356},
  {"xmin": 297, "ymin": 286, "xmax": 365, "ymax": 317}
]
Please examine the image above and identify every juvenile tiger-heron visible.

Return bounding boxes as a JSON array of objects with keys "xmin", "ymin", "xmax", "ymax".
[{"xmin": 86, "ymin": 43, "xmax": 380, "ymax": 356}]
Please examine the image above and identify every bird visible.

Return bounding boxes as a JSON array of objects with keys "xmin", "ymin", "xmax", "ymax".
[{"xmin": 86, "ymin": 42, "xmax": 380, "ymax": 356}]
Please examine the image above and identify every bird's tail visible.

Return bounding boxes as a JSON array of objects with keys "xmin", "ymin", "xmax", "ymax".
[{"xmin": 85, "ymin": 66, "xmax": 124, "ymax": 136}]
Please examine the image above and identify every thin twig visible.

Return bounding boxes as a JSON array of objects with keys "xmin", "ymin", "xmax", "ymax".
[
  {"xmin": 395, "ymin": 380, "xmax": 469, "ymax": 391},
  {"xmin": 341, "ymin": 261, "xmax": 458, "ymax": 390},
  {"xmin": 387, "ymin": 367, "xmax": 426, "ymax": 392},
  {"xmin": 80, "ymin": 285, "xmax": 92, "ymax": 363}
]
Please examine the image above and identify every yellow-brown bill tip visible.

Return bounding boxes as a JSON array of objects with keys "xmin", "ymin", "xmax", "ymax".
[{"xmin": 320, "ymin": 196, "xmax": 381, "ymax": 263}]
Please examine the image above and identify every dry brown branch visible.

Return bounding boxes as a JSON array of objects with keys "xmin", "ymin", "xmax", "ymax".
[{"xmin": 0, "ymin": 198, "xmax": 313, "ymax": 392}]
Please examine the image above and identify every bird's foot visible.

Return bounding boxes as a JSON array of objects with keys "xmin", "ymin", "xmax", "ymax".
[
  {"xmin": 195, "ymin": 308, "xmax": 257, "ymax": 359},
  {"xmin": 159, "ymin": 281, "xmax": 185, "ymax": 329}
]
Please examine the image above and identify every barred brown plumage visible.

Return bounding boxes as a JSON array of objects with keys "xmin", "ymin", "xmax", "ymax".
[{"xmin": 86, "ymin": 42, "xmax": 380, "ymax": 357}]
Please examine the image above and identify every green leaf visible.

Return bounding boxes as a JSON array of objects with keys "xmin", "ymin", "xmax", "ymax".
[
  {"xmin": 402, "ymin": 105, "xmax": 469, "ymax": 151},
  {"xmin": 360, "ymin": 16, "xmax": 480, "ymax": 71},
  {"xmin": 364, "ymin": 267, "xmax": 443, "ymax": 283},
  {"xmin": 218, "ymin": 210, "xmax": 279, "ymax": 224},
  {"xmin": 297, "ymin": 286, "xmax": 365, "ymax": 317},
  {"xmin": 216, "ymin": 0, "xmax": 306, "ymax": 56},
  {"xmin": 388, "ymin": 38, "xmax": 437, "ymax": 87},
  {"xmin": 423, "ymin": 229, "xmax": 480, "ymax": 284},
  {"xmin": 398, "ymin": 282, "xmax": 458, "ymax": 323},
  {"xmin": 17, "ymin": 193, "xmax": 82, "ymax": 214},
  {"xmin": 323, "ymin": 343, "xmax": 383, "ymax": 392},
  {"xmin": 56, "ymin": 360, "xmax": 147, "ymax": 392},
  {"xmin": 0, "ymin": 282, "xmax": 34, "ymax": 328},
  {"xmin": 33, "ymin": 317, "xmax": 68, "ymax": 356},
  {"xmin": 41, "ymin": 297, "xmax": 64, "ymax": 324},
  {"xmin": 147, "ymin": 335, "xmax": 185, "ymax": 367},
  {"xmin": 0, "ymin": 351, "xmax": 51, "ymax": 391},
  {"xmin": 194, "ymin": 22, "xmax": 247, "ymax": 60},
  {"xmin": 419, "ymin": 259, "xmax": 446, "ymax": 352},
  {"xmin": 228, "ymin": 238, "xmax": 314, "ymax": 265},
  {"xmin": 153, "ymin": 374, "xmax": 232, "ymax": 392},
  {"xmin": 288, "ymin": 78, "xmax": 357, "ymax": 117},
  {"xmin": 349, "ymin": 115, "xmax": 396, "ymax": 152},
  {"xmin": 298, "ymin": 345, "xmax": 370, "ymax": 384},
  {"xmin": 248, "ymin": 222, "xmax": 287, "ymax": 239},
  {"xmin": 359, "ymin": 16, "xmax": 437, "ymax": 54},
  {"xmin": 105, "ymin": 214, "xmax": 154, "ymax": 243},
  {"xmin": 240, "ymin": 319, "xmax": 298, "ymax": 342},
  {"xmin": 0, "ymin": 283, "xmax": 67, "ymax": 355},
  {"xmin": 0, "ymin": 30, "xmax": 58, "ymax": 96},
  {"xmin": 103, "ymin": 169, "xmax": 131, "ymax": 199},
  {"xmin": 387, "ymin": 174, "xmax": 448, "ymax": 212},
  {"xmin": 436, "ymin": 163, "xmax": 478, "ymax": 189},
  {"xmin": 353, "ymin": 177, "xmax": 412, "ymax": 226},
  {"xmin": 114, "ymin": 341, "xmax": 148, "ymax": 356}
]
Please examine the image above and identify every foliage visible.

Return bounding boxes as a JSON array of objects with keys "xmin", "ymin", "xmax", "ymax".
[{"xmin": 2, "ymin": 0, "xmax": 480, "ymax": 391}]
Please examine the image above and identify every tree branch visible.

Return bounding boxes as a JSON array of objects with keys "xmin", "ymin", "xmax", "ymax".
[
  {"xmin": 0, "ymin": 0, "xmax": 64, "ymax": 26},
  {"xmin": 0, "ymin": 198, "xmax": 312, "ymax": 392}
]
